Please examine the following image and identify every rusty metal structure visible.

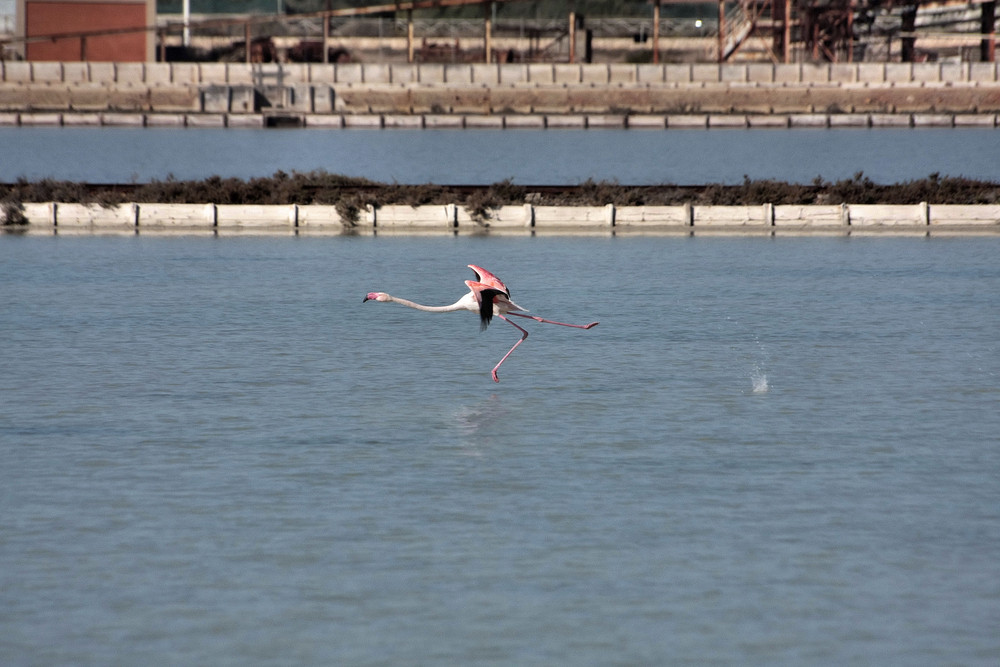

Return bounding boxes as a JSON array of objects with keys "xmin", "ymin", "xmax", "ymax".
[
  {"xmin": 719, "ymin": 0, "xmax": 997, "ymax": 63},
  {"xmin": 3, "ymin": 0, "xmax": 996, "ymax": 64}
]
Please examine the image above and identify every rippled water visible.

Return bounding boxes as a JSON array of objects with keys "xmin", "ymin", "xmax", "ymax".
[
  {"xmin": 3, "ymin": 126, "xmax": 1000, "ymax": 184},
  {"xmin": 1, "ymin": 235, "xmax": 998, "ymax": 664}
]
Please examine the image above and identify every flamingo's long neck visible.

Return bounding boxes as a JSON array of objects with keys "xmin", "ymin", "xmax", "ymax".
[{"xmin": 386, "ymin": 295, "xmax": 468, "ymax": 313}]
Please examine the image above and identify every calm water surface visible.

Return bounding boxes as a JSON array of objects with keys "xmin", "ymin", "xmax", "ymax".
[
  {"xmin": 3, "ymin": 126, "xmax": 1000, "ymax": 184},
  {"xmin": 1, "ymin": 235, "xmax": 998, "ymax": 664}
]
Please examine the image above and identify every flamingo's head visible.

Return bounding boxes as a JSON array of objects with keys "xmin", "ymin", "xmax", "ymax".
[{"xmin": 363, "ymin": 292, "xmax": 389, "ymax": 303}]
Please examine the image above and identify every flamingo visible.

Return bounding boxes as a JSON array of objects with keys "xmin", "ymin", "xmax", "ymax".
[{"xmin": 363, "ymin": 264, "xmax": 598, "ymax": 382}]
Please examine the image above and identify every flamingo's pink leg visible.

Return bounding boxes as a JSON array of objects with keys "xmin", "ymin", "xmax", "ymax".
[
  {"xmin": 492, "ymin": 315, "xmax": 529, "ymax": 382},
  {"xmin": 507, "ymin": 312, "xmax": 599, "ymax": 329}
]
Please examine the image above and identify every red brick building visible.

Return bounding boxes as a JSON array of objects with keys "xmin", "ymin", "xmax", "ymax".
[{"xmin": 16, "ymin": 0, "xmax": 156, "ymax": 61}]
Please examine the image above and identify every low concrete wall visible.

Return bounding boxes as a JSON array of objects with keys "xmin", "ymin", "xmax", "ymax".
[
  {"xmin": 12, "ymin": 201, "xmax": 999, "ymax": 235},
  {"xmin": 4, "ymin": 62, "xmax": 999, "ymax": 87},
  {"xmin": 3, "ymin": 61, "xmax": 1000, "ymax": 117},
  {"xmin": 3, "ymin": 110, "xmax": 997, "ymax": 128}
]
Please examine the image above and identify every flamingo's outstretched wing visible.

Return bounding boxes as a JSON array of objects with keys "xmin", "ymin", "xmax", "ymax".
[{"xmin": 468, "ymin": 265, "xmax": 509, "ymax": 296}]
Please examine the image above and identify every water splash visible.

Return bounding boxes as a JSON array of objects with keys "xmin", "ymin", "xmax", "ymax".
[{"xmin": 751, "ymin": 369, "xmax": 770, "ymax": 393}]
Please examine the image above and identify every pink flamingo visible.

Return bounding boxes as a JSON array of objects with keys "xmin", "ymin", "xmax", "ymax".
[{"xmin": 364, "ymin": 264, "xmax": 598, "ymax": 382}]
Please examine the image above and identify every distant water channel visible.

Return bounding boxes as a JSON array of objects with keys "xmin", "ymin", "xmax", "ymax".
[
  {"xmin": 2, "ymin": 235, "xmax": 999, "ymax": 664},
  {"xmin": 2, "ymin": 126, "xmax": 1000, "ymax": 185}
]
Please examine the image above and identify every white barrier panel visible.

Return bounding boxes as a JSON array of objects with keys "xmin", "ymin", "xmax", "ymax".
[
  {"xmin": 138, "ymin": 203, "xmax": 216, "ymax": 227},
  {"xmin": 297, "ymin": 205, "xmax": 346, "ymax": 230},
  {"xmin": 533, "ymin": 205, "xmax": 613, "ymax": 228},
  {"xmin": 21, "ymin": 202, "xmax": 56, "ymax": 226},
  {"xmin": 216, "ymin": 204, "xmax": 297, "ymax": 228},
  {"xmin": 373, "ymin": 204, "xmax": 456, "ymax": 228},
  {"xmin": 848, "ymin": 203, "xmax": 928, "ymax": 227},
  {"xmin": 615, "ymin": 205, "xmax": 691, "ymax": 227},
  {"xmin": 55, "ymin": 203, "xmax": 137, "ymax": 228},
  {"xmin": 774, "ymin": 204, "xmax": 847, "ymax": 227},
  {"xmin": 471, "ymin": 204, "xmax": 534, "ymax": 229},
  {"xmin": 929, "ymin": 205, "xmax": 1000, "ymax": 226},
  {"xmin": 693, "ymin": 205, "xmax": 770, "ymax": 226}
]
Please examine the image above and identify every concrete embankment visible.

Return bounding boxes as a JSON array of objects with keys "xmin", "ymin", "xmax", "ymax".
[
  {"xmin": 12, "ymin": 201, "xmax": 1000, "ymax": 235},
  {"xmin": 2, "ymin": 61, "xmax": 1000, "ymax": 125}
]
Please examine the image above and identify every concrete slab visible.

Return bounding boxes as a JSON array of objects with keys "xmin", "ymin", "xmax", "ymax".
[
  {"xmin": 626, "ymin": 114, "xmax": 666, "ymax": 128},
  {"xmin": 609, "ymin": 64, "xmax": 637, "ymax": 84},
  {"xmin": 774, "ymin": 64, "xmax": 800, "ymax": 84},
  {"xmin": 470, "ymin": 64, "xmax": 500, "ymax": 85},
  {"xmin": 912, "ymin": 63, "xmax": 941, "ymax": 83},
  {"xmin": 870, "ymin": 113, "xmax": 912, "ymax": 127},
  {"xmin": 746, "ymin": 63, "xmax": 774, "ymax": 84},
  {"xmin": 308, "ymin": 64, "xmax": 336, "ymax": 84},
  {"xmin": 746, "ymin": 114, "xmax": 788, "ymax": 128},
  {"xmin": 691, "ymin": 64, "xmax": 720, "ymax": 83},
  {"xmin": 361, "ymin": 64, "xmax": 392, "ymax": 84},
  {"xmin": 417, "ymin": 64, "xmax": 445, "ymax": 84},
  {"xmin": 884, "ymin": 63, "xmax": 913, "ymax": 83},
  {"xmin": 117, "ymin": 63, "xmax": 146, "ymax": 85},
  {"xmin": 297, "ymin": 205, "xmax": 344, "ymax": 229},
  {"xmin": 304, "ymin": 114, "xmax": 344, "ymax": 128},
  {"xmin": 800, "ymin": 64, "xmax": 830, "ymax": 83},
  {"xmin": 342, "ymin": 114, "xmax": 384, "ymax": 128},
  {"xmin": 3, "ymin": 62, "xmax": 32, "ymax": 83},
  {"xmin": 423, "ymin": 114, "xmax": 465, "ymax": 128},
  {"xmin": 664, "ymin": 64, "xmax": 692, "ymax": 83},
  {"xmin": 185, "ymin": 113, "xmax": 226, "ymax": 127},
  {"xmin": 586, "ymin": 114, "xmax": 626, "ymax": 128},
  {"xmin": 829, "ymin": 64, "xmax": 857, "ymax": 83},
  {"xmin": 32, "ymin": 62, "xmax": 63, "ymax": 83},
  {"xmin": 666, "ymin": 114, "xmax": 707, "ymax": 128},
  {"xmin": 615, "ymin": 205, "xmax": 691, "ymax": 227},
  {"xmin": 169, "ymin": 63, "xmax": 199, "ymax": 85},
  {"xmin": 20, "ymin": 113, "xmax": 63, "ymax": 125},
  {"xmin": 444, "ymin": 64, "xmax": 473, "ymax": 84},
  {"xmin": 61, "ymin": 113, "xmax": 102, "ymax": 126},
  {"xmin": 504, "ymin": 114, "xmax": 545, "ymax": 128},
  {"xmin": 708, "ymin": 114, "xmax": 747, "ymax": 128},
  {"xmin": 217, "ymin": 204, "xmax": 297, "ymax": 228},
  {"xmin": 693, "ymin": 205, "xmax": 770, "ymax": 226},
  {"xmin": 62, "ymin": 63, "xmax": 88, "ymax": 84},
  {"xmin": 137, "ymin": 203, "xmax": 216, "ymax": 228},
  {"xmin": 930, "ymin": 204, "xmax": 1000, "ymax": 226},
  {"xmin": 789, "ymin": 113, "xmax": 829, "ymax": 127},
  {"xmin": 636, "ymin": 64, "xmax": 665, "ymax": 84},
  {"xmin": 464, "ymin": 114, "xmax": 504, "ymax": 128},
  {"xmin": 90, "ymin": 63, "xmax": 117, "ymax": 85},
  {"xmin": 848, "ymin": 203, "xmax": 927, "ymax": 227},
  {"xmin": 912, "ymin": 113, "xmax": 954, "ymax": 127},
  {"xmin": 720, "ymin": 64, "xmax": 747, "ymax": 83},
  {"xmin": 145, "ymin": 113, "xmax": 186, "ymax": 127},
  {"xmin": 225, "ymin": 64, "xmax": 253, "ymax": 84},
  {"xmin": 55, "ymin": 203, "xmax": 137, "ymax": 229},
  {"xmin": 545, "ymin": 114, "xmax": 586, "ymax": 128},
  {"xmin": 580, "ymin": 64, "xmax": 610, "ymax": 85},
  {"xmin": 383, "ymin": 114, "xmax": 423, "ymax": 128},
  {"xmin": 227, "ymin": 114, "xmax": 263, "ymax": 128},
  {"xmin": 101, "ymin": 113, "xmax": 145, "ymax": 126},
  {"xmin": 953, "ymin": 114, "xmax": 996, "ymax": 127}
]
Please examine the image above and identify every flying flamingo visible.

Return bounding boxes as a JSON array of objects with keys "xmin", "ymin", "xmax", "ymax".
[{"xmin": 363, "ymin": 264, "xmax": 598, "ymax": 382}]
